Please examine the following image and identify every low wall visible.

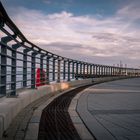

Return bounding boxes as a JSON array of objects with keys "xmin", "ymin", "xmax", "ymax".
[
  {"xmin": 0, "ymin": 76, "xmax": 133, "ymax": 137},
  {"xmin": 0, "ymin": 79, "xmax": 92, "ymax": 137}
]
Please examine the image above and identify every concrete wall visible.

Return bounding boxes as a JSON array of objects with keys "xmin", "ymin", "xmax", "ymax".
[
  {"xmin": 0, "ymin": 79, "xmax": 93, "ymax": 137},
  {"xmin": 0, "ymin": 76, "xmax": 131, "ymax": 137}
]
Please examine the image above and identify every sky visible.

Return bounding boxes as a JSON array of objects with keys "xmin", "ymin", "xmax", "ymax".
[{"xmin": 1, "ymin": 0, "xmax": 140, "ymax": 68}]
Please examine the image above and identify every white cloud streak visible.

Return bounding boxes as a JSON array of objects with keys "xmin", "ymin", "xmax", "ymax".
[{"xmin": 6, "ymin": 4, "xmax": 140, "ymax": 68}]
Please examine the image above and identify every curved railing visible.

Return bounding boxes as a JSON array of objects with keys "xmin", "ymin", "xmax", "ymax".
[{"xmin": 0, "ymin": 2, "xmax": 140, "ymax": 97}]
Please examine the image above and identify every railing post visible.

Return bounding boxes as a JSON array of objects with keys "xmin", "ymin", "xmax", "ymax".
[
  {"xmin": 86, "ymin": 64, "xmax": 89, "ymax": 75},
  {"xmin": 112, "ymin": 67, "xmax": 114, "ymax": 76},
  {"xmin": 72, "ymin": 61, "xmax": 75, "ymax": 79},
  {"xmin": 96, "ymin": 65, "xmax": 98, "ymax": 76},
  {"xmin": 92, "ymin": 65, "xmax": 95, "ymax": 77},
  {"xmin": 104, "ymin": 66, "xmax": 105, "ymax": 76},
  {"xmin": 103, "ymin": 66, "xmax": 105, "ymax": 76},
  {"xmin": 99, "ymin": 66, "xmax": 101, "ymax": 76},
  {"xmin": 52, "ymin": 58, "xmax": 56, "ymax": 81},
  {"xmin": 80, "ymin": 62, "xmax": 82, "ymax": 77},
  {"xmin": 117, "ymin": 67, "xmax": 119, "ymax": 76},
  {"xmin": 0, "ymin": 35, "xmax": 16, "ymax": 96},
  {"xmin": 109, "ymin": 67, "xmax": 113, "ymax": 76},
  {"xmin": 0, "ymin": 45, "xmax": 7, "ymax": 96},
  {"xmin": 106, "ymin": 66, "xmax": 108, "ymax": 76},
  {"xmin": 104, "ymin": 66, "xmax": 106, "ymax": 76},
  {"xmin": 114, "ymin": 67, "xmax": 116, "ymax": 76},
  {"xmin": 113, "ymin": 67, "xmax": 115, "ymax": 76},
  {"xmin": 57, "ymin": 59, "xmax": 61, "ymax": 83},
  {"xmin": 0, "ymin": 38, "xmax": 8, "ymax": 96},
  {"xmin": 31, "ymin": 52, "xmax": 37, "ymax": 88},
  {"xmin": 76, "ymin": 62, "xmax": 79, "ymax": 80},
  {"xmin": 23, "ymin": 49, "xmax": 30, "ymax": 87},
  {"xmin": 83, "ymin": 63, "xmax": 85, "ymax": 78},
  {"xmin": 10, "ymin": 43, "xmax": 21, "ymax": 96},
  {"xmin": 90, "ymin": 64, "xmax": 92, "ymax": 77},
  {"xmin": 67, "ymin": 60, "xmax": 70, "ymax": 81},
  {"xmin": 40, "ymin": 54, "xmax": 45, "ymax": 85},
  {"xmin": 108, "ymin": 67, "xmax": 110, "ymax": 76},
  {"xmin": 46, "ymin": 56, "xmax": 50, "ymax": 84},
  {"xmin": 107, "ymin": 66, "xmax": 109, "ymax": 76},
  {"xmin": 63, "ymin": 60, "xmax": 66, "ymax": 80},
  {"xmin": 101, "ymin": 66, "xmax": 103, "ymax": 76},
  {"xmin": 94, "ymin": 65, "xmax": 96, "ymax": 76}
]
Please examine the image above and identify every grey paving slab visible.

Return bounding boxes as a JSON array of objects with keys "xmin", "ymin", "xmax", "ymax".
[
  {"xmin": 77, "ymin": 93, "xmax": 116, "ymax": 140},
  {"xmin": 24, "ymin": 123, "xmax": 39, "ymax": 140},
  {"xmin": 125, "ymin": 135, "xmax": 140, "ymax": 140},
  {"xmin": 30, "ymin": 116, "xmax": 40, "ymax": 123},
  {"xmin": 71, "ymin": 116, "xmax": 83, "ymax": 124},
  {"xmin": 77, "ymin": 78, "xmax": 140, "ymax": 140},
  {"xmin": 95, "ymin": 114, "xmax": 140, "ymax": 134},
  {"xmin": 74, "ymin": 123, "xmax": 94, "ymax": 140}
]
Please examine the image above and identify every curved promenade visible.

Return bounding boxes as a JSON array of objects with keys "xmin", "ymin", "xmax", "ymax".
[{"xmin": 77, "ymin": 78, "xmax": 140, "ymax": 140}]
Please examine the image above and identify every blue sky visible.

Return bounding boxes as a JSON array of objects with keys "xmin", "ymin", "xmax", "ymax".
[{"xmin": 1, "ymin": 0, "xmax": 140, "ymax": 68}]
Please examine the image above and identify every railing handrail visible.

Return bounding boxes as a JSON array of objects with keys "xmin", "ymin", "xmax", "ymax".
[
  {"xmin": 0, "ymin": 1, "xmax": 140, "ymax": 97},
  {"xmin": 0, "ymin": 2, "xmax": 139, "ymax": 70}
]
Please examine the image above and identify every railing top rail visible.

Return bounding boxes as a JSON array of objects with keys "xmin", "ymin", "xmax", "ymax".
[{"xmin": 0, "ymin": 1, "xmax": 140, "ymax": 70}]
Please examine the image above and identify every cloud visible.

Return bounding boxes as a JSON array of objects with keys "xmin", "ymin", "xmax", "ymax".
[
  {"xmin": 43, "ymin": 0, "xmax": 51, "ymax": 4},
  {"xmin": 5, "ymin": 3, "xmax": 140, "ymax": 68},
  {"xmin": 117, "ymin": 3, "xmax": 140, "ymax": 20}
]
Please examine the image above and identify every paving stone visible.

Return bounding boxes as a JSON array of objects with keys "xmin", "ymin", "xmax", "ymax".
[
  {"xmin": 74, "ymin": 123, "xmax": 94, "ymax": 140},
  {"xmin": 24, "ymin": 123, "xmax": 39, "ymax": 140},
  {"xmin": 71, "ymin": 116, "xmax": 83, "ymax": 124},
  {"xmin": 30, "ymin": 116, "xmax": 40, "ymax": 123},
  {"xmin": 125, "ymin": 135, "xmax": 140, "ymax": 140},
  {"xmin": 69, "ymin": 110, "xmax": 78, "ymax": 117}
]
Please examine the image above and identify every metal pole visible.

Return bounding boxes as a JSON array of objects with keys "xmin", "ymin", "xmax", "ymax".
[
  {"xmin": 90, "ymin": 64, "xmax": 92, "ymax": 77},
  {"xmin": 72, "ymin": 61, "xmax": 75, "ymax": 79},
  {"xmin": 76, "ymin": 62, "xmax": 79, "ymax": 80},
  {"xmin": 57, "ymin": 59, "xmax": 61, "ymax": 83},
  {"xmin": 23, "ymin": 49, "xmax": 30, "ymax": 87},
  {"xmin": 46, "ymin": 56, "xmax": 50, "ymax": 84},
  {"xmin": 83, "ymin": 63, "xmax": 85, "ymax": 79},
  {"xmin": 10, "ymin": 44, "xmax": 21, "ymax": 96},
  {"xmin": 63, "ymin": 60, "xmax": 66, "ymax": 80},
  {"xmin": 67, "ymin": 60, "xmax": 70, "ymax": 81},
  {"xmin": 0, "ymin": 35, "xmax": 16, "ymax": 96},
  {"xmin": 31, "ymin": 52, "xmax": 37, "ymax": 88},
  {"xmin": 40, "ymin": 54, "xmax": 45, "ymax": 85},
  {"xmin": 96, "ymin": 65, "xmax": 98, "ymax": 76},
  {"xmin": 86, "ymin": 64, "xmax": 89, "ymax": 75},
  {"xmin": 52, "ymin": 58, "xmax": 56, "ymax": 81},
  {"xmin": 80, "ymin": 63, "xmax": 82, "ymax": 76}
]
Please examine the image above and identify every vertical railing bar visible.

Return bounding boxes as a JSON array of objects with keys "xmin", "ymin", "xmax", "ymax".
[
  {"xmin": 10, "ymin": 43, "xmax": 21, "ymax": 96},
  {"xmin": 72, "ymin": 61, "xmax": 75, "ymax": 79},
  {"xmin": 31, "ymin": 52, "xmax": 37, "ymax": 89},
  {"xmin": 57, "ymin": 59, "xmax": 61, "ymax": 83},
  {"xmin": 0, "ymin": 39, "xmax": 7, "ymax": 96},
  {"xmin": 63, "ymin": 60, "xmax": 66, "ymax": 80},
  {"xmin": 0, "ymin": 35, "xmax": 16, "ymax": 96},
  {"xmin": 76, "ymin": 62, "xmax": 78, "ymax": 80},
  {"xmin": 67, "ymin": 60, "xmax": 70, "ymax": 81},
  {"xmin": 90, "ymin": 64, "xmax": 92, "ymax": 77},
  {"xmin": 46, "ymin": 56, "xmax": 50, "ymax": 84},
  {"xmin": 23, "ymin": 49, "xmax": 30, "ymax": 87},
  {"xmin": 52, "ymin": 58, "xmax": 56, "ymax": 81}
]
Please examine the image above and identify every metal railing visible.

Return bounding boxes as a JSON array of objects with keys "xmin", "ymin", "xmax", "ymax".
[{"xmin": 0, "ymin": 2, "xmax": 140, "ymax": 97}]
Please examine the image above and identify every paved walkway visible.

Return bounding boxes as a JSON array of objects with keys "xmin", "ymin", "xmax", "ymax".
[{"xmin": 77, "ymin": 78, "xmax": 140, "ymax": 140}]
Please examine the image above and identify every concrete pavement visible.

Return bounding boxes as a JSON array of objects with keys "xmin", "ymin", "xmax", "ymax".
[{"xmin": 77, "ymin": 78, "xmax": 140, "ymax": 140}]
